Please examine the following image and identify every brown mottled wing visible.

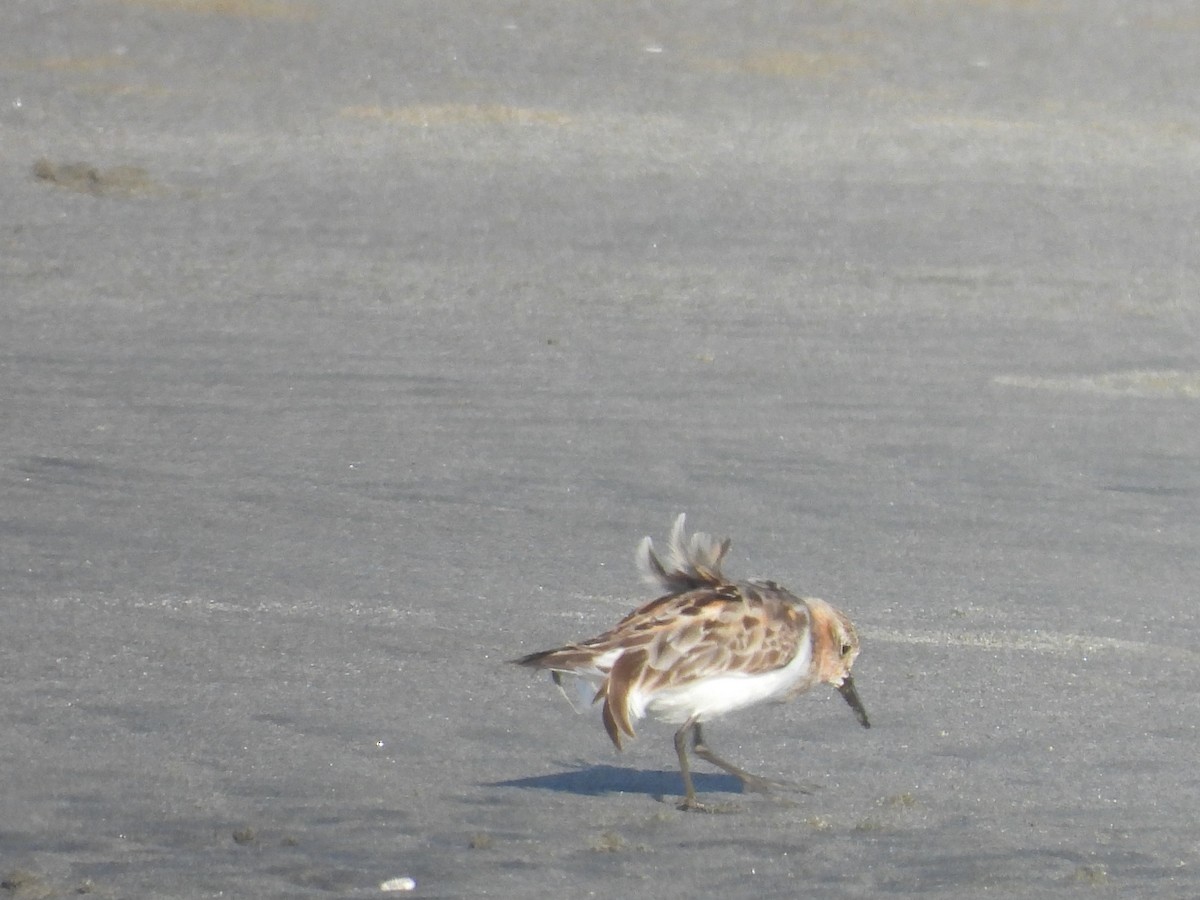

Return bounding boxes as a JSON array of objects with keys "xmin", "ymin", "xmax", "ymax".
[
  {"xmin": 641, "ymin": 583, "xmax": 803, "ymax": 683},
  {"xmin": 595, "ymin": 646, "xmax": 646, "ymax": 747},
  {"xmin": 587, "ymin": 582, "xmax": 806, "ymax": 746}
]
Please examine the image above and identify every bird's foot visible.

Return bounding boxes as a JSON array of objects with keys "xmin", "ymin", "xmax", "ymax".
[{"xmin": 673, "ymin": 795, "xmax": 741, "ymax": 814}]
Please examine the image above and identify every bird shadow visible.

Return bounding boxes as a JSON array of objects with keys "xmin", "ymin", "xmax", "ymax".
[{"xmin": 489, "ymin": 762, "xmax": 742, "ymax": 798}]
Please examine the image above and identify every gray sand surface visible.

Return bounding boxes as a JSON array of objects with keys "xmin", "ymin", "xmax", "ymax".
[{"xmin": 3, "ymin": 1, "xmax": 1199, "ymax": 897}]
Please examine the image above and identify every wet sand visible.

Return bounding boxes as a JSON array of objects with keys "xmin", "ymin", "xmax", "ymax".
[{"xmin": 3, "ymin": 1, "xmax": 1199, "ymax": 897}]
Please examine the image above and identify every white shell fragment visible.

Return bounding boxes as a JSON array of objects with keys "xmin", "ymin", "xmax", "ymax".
[{"xmin": 380, "ymin": 876, "xmax": 416, "ymax": 892}]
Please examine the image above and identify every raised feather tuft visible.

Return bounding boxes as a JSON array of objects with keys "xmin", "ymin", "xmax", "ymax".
[{"xmin": 636, "ymin": 513, "xmax": 731, "ymax": 592}]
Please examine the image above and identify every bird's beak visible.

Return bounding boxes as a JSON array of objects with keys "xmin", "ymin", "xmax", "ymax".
[{"xmin": 837, "ymin": 675, "xmax": 871, "ymax": 729}]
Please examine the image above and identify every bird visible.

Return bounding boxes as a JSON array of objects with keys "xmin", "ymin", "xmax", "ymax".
[{"xmin": 513, "ymin": 513, "xmax": 870, "ymax": 810}]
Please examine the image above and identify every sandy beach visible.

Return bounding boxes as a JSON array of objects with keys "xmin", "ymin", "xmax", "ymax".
[{"xmin": 3, "ymin": 1, "xmax": 1199, "ymax": 896}]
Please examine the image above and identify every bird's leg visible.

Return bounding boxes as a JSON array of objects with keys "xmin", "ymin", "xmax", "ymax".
[
  {"xmin": 673, "ymin": 717, "xmax": 708, "ymax": 811},
  {"xmin": 691, "ymin": 723, "xmax": 798, "ymax": 794}
]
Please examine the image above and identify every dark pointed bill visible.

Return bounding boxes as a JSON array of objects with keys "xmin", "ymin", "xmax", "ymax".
[{"xmin": 838, "ymin": 676, "xmax": 871, "ymax": 729}]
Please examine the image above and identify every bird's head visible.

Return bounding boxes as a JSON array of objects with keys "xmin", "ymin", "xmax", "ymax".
[{"xmin": 808, "ymin": 598, "xmax": 870, "ymax": 729}]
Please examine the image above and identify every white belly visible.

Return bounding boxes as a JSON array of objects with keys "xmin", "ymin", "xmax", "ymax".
[{"xmin": 637, "ymin": 637, "xmax": 815, "ymax": 724}]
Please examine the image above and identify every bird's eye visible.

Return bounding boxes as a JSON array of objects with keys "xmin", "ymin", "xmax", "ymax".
[{"xmin": 840, "ymin": 642, "xmax": 853, "ymax": 657}]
